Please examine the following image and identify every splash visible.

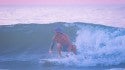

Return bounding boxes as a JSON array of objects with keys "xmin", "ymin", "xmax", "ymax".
[{"xmin": 53, "ymin": 23, "xmax": 125, "ymax": 66}]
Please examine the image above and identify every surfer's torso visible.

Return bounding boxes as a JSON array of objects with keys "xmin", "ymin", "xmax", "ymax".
[{"xmin": 53, "ymin": 33, "xmax": 71, "ymax": 46}]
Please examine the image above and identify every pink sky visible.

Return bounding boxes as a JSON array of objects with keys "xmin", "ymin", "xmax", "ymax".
[{"xmin": 0, "ymin": 0, "xmax": 125, "ymax": 6}]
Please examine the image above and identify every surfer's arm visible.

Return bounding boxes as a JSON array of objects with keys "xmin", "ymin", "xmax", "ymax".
[
  {"xmin": 49, "ymin": 40, "xmax": 55, "ymax": 54},
  {"xmin": 49, "ymin": 36, "xmax": 56, "ymax": 51},
  {"xmin": 49, "ymin": 41, "xmax": 55, "ymax": 51}
]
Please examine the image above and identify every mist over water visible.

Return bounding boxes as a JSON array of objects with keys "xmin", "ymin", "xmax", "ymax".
[{"xmin": 0, "ymin": 6, "xmax": 125, "ymax": 27}]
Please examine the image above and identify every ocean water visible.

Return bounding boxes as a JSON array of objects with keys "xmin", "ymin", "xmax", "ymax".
[{"xmin": 0, "ymin": 22, "xmax": 125, "ymax": 70}]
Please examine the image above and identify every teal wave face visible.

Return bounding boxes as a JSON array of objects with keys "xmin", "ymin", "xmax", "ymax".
[{"xmin": 0, "ymin": 23, "xmax": 78, "ymax": 60}]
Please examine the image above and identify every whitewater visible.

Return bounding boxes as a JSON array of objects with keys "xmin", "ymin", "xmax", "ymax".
[{"xmin": 52, "ymin": 23, "xmax": 125, "ymax": 67}]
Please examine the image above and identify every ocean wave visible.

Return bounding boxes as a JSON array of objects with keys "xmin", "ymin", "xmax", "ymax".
[{"xmin": 0, "ymin": 22, "xmax": 125, "ymax": 66}]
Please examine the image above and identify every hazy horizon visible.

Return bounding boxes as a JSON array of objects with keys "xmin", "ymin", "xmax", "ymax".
[{"xmin": 0, "ymin": 5, "xmax": 125, "ymax": 28}]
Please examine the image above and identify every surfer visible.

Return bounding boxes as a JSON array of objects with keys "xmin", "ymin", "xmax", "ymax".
[{"xmin": 49, "ymin": 27, "xmax": 77, "ymax": 57}]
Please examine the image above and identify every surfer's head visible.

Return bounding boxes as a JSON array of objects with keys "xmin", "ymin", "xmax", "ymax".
[{"xmin": 54, "ymin": 27, "xmax": 63, "ymax": 34}]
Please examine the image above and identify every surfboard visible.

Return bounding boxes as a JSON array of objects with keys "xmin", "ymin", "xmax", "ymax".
[
  {"xmin": 39, "ymin": 58, "xmax": 61, "ymax": 65},
  {"xmin": 40, "ymin": 58, "xmax": 59, "ymax": 62},
  {"xmin": 40, "ymin": 52, "xmax": 75, "ymax": 63},
  {"xmin": 39, "ymin": 55, "xmax": 68, "ymax": 63}
]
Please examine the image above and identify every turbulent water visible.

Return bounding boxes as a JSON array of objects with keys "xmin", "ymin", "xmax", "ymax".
[{"xmin": 0, "ymin": 22, "xmax": 125, "ymax": 70}]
